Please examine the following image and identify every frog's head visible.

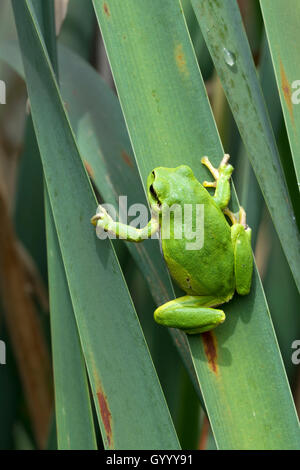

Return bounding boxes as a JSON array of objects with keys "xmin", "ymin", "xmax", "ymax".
[{"xmin": 147, "ymin": 165, "xmax": 195, "ymax": 211}]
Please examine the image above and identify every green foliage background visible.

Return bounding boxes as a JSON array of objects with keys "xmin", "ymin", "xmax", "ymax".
[{"xmin": 0, "ymin": 0, "xmax": 299, "ymax": 450}]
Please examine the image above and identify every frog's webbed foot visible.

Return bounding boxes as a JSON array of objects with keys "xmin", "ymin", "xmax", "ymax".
[
  {"xmin": 238, "ymin": 206, "xmax": 247, "ymax": 227},
  {"xmin": 201, "ymin": 156, "xmax": 221, "ymax": 183},
  {"xmin": 201, "ymin": 154, "xmax": 231, "ymax": 184},
  {"xmin": 201, "ymin": 154, "xmax": 233, "ymax": 210},
  {"xmin": 224, "ymin": 206, "xmax": 248, "ymax": 228},
  {"xmin": 91, "ymin": 205, "xmax": 112, "ymax": 228}
]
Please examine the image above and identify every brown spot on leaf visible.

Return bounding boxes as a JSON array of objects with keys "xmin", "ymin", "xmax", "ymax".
[
  {"xmin": 84, "ymin": 161, "xmax": 94, "ymax": 178},
  {"xmin": 121, "ymin": 150, "xmax": 133, "ymax": 167},
  {"xmin": 279, "ymin": 59, "xmax": 294, "ymax": 125},
  {"xmin": 198, "ymin": 415, "xmax": 210, "ymax": 450},
  {"xmin": 103, "ymin": 2, "xmax": 110, "ymax": 17},
  {"xmin": 202, "ymin": 331, "xmax": 218, "ymax": 374},
  {"xmin": 175, "ymin": 43, "xmax": 189, "ymax": 77},
  {"xmin": 97, "ymin": 387, "xmax": 113, "ymax": 448}
]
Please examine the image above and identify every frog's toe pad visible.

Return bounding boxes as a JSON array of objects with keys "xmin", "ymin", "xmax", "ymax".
[{"xmin": 203, "ymin": 180, "xmax": 217, "ymax": 188}]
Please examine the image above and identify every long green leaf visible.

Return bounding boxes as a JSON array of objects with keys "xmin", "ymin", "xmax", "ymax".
[
  {"xmin": 46, "ymin": 202, "xmax": 97, "ymax": 449},
  {"xmin": 59, "ymin": 0, "xmax": 96, "ymax": 60},
  {"xmin": 260, "ymin": 0, "xmax": 300, "ymax": 187},
  {"xmin": 235, "ymin": 33, "xmax": 281, "ymax": 246},
  {"xmin": 31, "ymin": 0, "xmax": 97, "ymax": 449},
  {"xmin": 93, "ymin": 0, "xmax": 300, "ymax": 449},
  {"xmin": 191, "ymin": 0, "xmax": 300, "ymax": 293},
  {"xmin": 12, "ymin": 0, "xmax": 179, "ymax": 450}
]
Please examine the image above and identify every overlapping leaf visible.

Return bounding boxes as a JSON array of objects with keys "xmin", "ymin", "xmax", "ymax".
[
  {"xmin": 12, "ymin": 0, "xmax": 179, "ymax": 450},
  {"xmin": 93, "ymin": 0, "xmax": 300, "ymax": 449}
]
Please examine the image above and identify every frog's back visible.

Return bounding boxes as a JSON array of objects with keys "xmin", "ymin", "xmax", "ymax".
[{"xmin": 161, "ymin": 176, "xmax": 235, "ymax": 300}]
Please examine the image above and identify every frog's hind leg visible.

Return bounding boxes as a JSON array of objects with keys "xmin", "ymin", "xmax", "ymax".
[
  {"xmin": 230, "ymin": 210, "xmax": 253, "ymax": 295},
  {"xmin": 154, "ymin": 295, "xmax": 226, "ymax": 335},
  {"xmin": 201, "ymin": 154, "xmax": 233, "ymax": 210}
]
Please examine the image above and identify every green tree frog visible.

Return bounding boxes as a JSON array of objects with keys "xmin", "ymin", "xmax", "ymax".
[{"xmin": 91, "ymin": 155, "xmax": 253, "ymax": 334}]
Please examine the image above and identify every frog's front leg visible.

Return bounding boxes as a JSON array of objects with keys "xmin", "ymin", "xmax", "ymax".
[
  {"xmin": 201, "ymin": 154, "xmax": 233, "ymax": 210},
  {"xmin": 154, "ymin": 295, "xmax": 226, "ymax": 334},
  {"xmin": 91, "ymin": 205, "xmax": 159, "ymax": 242}
]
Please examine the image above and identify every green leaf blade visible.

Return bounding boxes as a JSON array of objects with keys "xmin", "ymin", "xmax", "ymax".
[
  {"xmin": 93, "ymin": 0, "xmax": 300, "ymax": 449},
  {"xmin": 260, "ymin": 0, "xmax": 300, "ymax": 186},
  {"xmin": 46, "ymin": 195, "xmax": 97, "ymax": 450},
  {"xmin": 12, "ymin": 0, "xmax": 180, "ymax": 450},
  {"xmin": 31, "ymin": 0, "xmax": 96, "ymax": 450}
]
